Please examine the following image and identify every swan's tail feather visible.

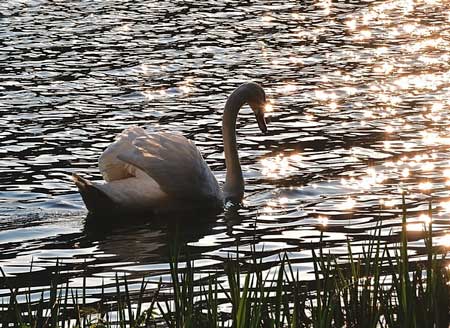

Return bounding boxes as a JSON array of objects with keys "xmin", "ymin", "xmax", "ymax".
[{"xmin": 72, "ymin": 173, "xmax": 117, "ymax": 214}]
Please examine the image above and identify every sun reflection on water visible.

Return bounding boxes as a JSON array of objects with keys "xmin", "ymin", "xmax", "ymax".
[
  {"xmin": 440, "ymin": 234, "xmax": 450, "ymax": 247},
  {"xmin": 3, "ymin": 0, "xmax": 450, "ymax": 306},
  {"xmin": 261, "ymin": 154, "xmax": 302, "ymax": 178},
  {"xmin": 264, "ymin": 102, "xmax": 274, "ymax": 113},
  {"xmin": 339, "ymin": 197, "xmax": 356, "ymax": 210},
  {"xmin": 418, "ymin": 181, "xmax": 433, "ymax": 191},
  {"xmin": 419, "ymin": 214, "xmax": 432, "ymax": 225},
  {"xmin": 318, "ymin": 215, "xmax": 329, "ymax": 227}
]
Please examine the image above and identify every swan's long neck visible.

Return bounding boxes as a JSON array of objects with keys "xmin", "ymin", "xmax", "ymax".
[{"xmin": 222, "ymin": 87, "xmax": 248, "ymax": 203}]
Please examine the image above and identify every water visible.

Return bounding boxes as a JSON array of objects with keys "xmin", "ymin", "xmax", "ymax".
[{"xmin": 1, "ymin": 0, "xmax": 450, "ymax": 302}]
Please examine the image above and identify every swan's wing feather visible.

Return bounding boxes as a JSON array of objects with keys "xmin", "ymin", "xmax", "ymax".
[
  {"xmin": 99, "ymin": 126, "xmax": 147, "ymax": 182},
  {"xmin": 117, "ymin": 132, "xmax": 222, "ymax": 202}
]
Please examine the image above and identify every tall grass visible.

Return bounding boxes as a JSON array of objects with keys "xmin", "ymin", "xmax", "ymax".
[{"xmin": 1, "ymin": 200, "xmax": 450, "ymax": 327}]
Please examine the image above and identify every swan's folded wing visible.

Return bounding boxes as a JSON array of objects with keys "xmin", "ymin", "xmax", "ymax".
[
  {"xmin": 99, "ymin": 126, "xmax": 147, "ymax": 182},
  {"xmin": 117, "ymin": 132, "xmax": 222, "ymax": 203}
]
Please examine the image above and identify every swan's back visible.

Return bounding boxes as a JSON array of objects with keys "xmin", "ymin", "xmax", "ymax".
[{"xmin": 117, "ymin": 129, "xmax": 222, "ymax": 202}]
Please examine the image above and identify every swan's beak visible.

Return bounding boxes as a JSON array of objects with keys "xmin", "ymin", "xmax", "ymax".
[{"xmin": 256, "ymin": 110, "xmax": 268, "ymax": 134}]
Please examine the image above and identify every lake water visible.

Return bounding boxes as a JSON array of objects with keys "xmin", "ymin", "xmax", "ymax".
[{"xmin": 1, "ymin": 0, "xmax": 450, "ymax": 305}]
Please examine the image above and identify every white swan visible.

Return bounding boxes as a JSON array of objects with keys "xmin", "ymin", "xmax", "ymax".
[{"xmin": 73, "ymin": 82, "xmax": 268, "ymax": 215}]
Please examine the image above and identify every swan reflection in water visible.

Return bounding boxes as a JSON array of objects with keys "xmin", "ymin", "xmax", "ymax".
[
  {"xmin": 82, "ymin": 204, "xmax": 246, "ymax": 273},
  {"xmin": 0, "ymin": 208, "xmax": 245, "ymax": 294}
]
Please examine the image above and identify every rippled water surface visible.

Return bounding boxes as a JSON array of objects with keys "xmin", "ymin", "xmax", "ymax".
[{"xmin": 1, "ymin": 0, "xmax": 450, "ymax": 301}]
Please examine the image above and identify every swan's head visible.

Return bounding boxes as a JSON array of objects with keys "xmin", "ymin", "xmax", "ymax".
[{"xmin": 244, "ymin": 82, "xmax": 268, "ymax": 134}]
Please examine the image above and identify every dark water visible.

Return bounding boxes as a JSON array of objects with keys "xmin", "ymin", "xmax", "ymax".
[{"xmin": 1, "ymin": 0, "xmax": 450, "ymax": 304}]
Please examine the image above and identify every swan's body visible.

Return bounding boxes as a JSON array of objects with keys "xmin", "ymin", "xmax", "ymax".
[{"xmin": 73, "ymin": 82, "xmax": 267, "ymax": 215}]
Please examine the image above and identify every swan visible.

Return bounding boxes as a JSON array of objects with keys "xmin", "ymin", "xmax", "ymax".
[{"xmin": 73, "ymin": 82, "xmax": 268, "ymax": 215}]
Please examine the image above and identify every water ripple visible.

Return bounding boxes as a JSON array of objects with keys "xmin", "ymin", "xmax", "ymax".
[{"xmin": 1, "ymin": 0, "xmax": 450, "ymax": 301}]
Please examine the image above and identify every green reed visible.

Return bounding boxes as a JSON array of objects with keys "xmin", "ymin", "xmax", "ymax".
[{"xmin": 1, "ymin": 199, "xmax": 450, "ymax": 327}]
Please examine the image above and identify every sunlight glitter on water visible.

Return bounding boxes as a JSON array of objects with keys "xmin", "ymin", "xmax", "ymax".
[
  {"xmin": 339, "ymin": 197, "xmax": 356, "ymax": 211},
  {"xmin": 2, "ymin": 0, "xmax": 450, "ymax": 303},
  {"xmin": 407, "ymin": 223, "xmax": 425, "ymax": 232},
  {"xmin": 318, "ymin": 215, "xmax": 329, "ymax": 227},
  {"xmin": 418, "ymin": 182, "xmax": 433, "ymax": 191},
  {"xmin": 260, "ymin": 154, "xmax": 302, "ymax": 178},
  {"xmin": 440, "ymin": 234, "xmax": 450, "ymax": 247},
  {"xmin": 420, "ymin": 214, "xmax": 432, "ymax": 225},
  {"xmin": 264, "ymin": 102, "xmax": 274, "ymax": 113}
]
